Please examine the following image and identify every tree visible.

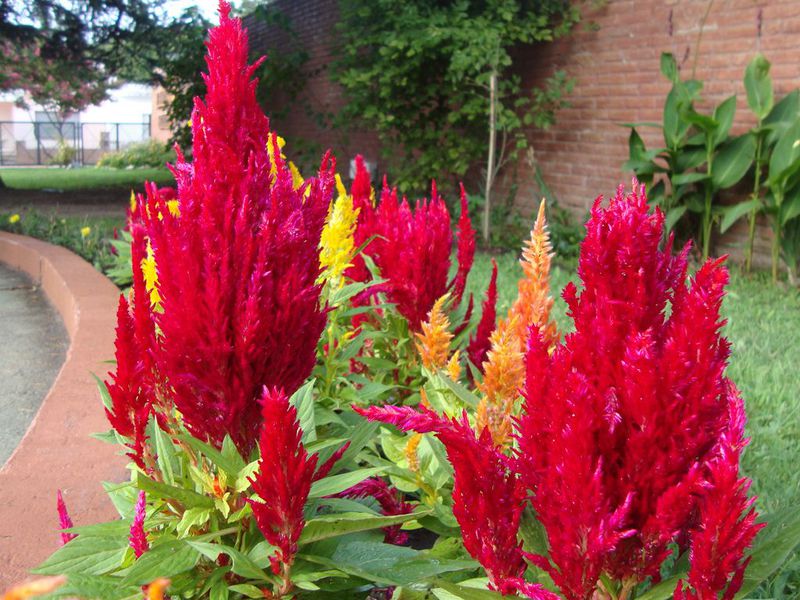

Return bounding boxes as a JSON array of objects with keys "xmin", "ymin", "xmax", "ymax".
[{"xmin": 333, "ymin": 0, "xmax": 579, "ymax": 241}]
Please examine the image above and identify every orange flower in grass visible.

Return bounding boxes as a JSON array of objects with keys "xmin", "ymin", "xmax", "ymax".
[
  {"xmin": 508, "ymin": 198, "xmax": 559, "ymax": 350},
  {"xmin": 477, "ymin": 316, "xmax": 525, "ymax": 446},
  {"xmin": 415, "ymin": 294, "xmax": 453, "ymax": 370}
]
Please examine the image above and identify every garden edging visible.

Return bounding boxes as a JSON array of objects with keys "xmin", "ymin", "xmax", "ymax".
[{"xmin": 0, "ymin": 232, "xmax": 125, "ymax": 586}]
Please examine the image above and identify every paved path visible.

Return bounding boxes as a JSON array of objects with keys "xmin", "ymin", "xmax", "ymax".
[{"xmin": 0, "ymin": 264, "xmax": 67, "ymax": 465}]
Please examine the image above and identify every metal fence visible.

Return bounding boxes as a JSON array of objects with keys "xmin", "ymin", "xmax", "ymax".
[{"xmin": 0, "ymin": 121, "xmax": 151, "ymax": 166}]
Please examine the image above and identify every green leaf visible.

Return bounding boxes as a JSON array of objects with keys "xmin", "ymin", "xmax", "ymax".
[
  {"xmin": 186, "ymin": 541, "xmax": 270, "ymax": 581},
  {"xmin": 681, "ymin": 108, "xmax": 718, "ymax": 134},
  {"xmin": 34, "ymin": 535, "xmax": 128, "ymax": 576},
  {"xmin": 660, "ymin": 52, "xmax": 679, "ymax": 84},
  {"xmin": 122, "ymin": 540, "xmax": 200, "ymax": 585},
  {"xmin": 780, "ymin": 185, "xmax": 800, "ymax": 225},
  {"xmin": 712, "ymin": 133, "xmax": 756, "ymax": 189},
  {"xmin": 290, "ymin": 379, "xmax": 317, "ymax": 443},
  {"xmin": 518, "ymin": 508, "xmax": 549, "ymax": 556},
  {"xmin": 734, "ymin": 508, "xmax": 800, "ymax": 597},
  {"xmin": 337, "ymin": 420, "xmax": 380, "ymax": 469},
  {"xmin": 300, "ymin": 510, "xmax": 430, "ymax": 544},
  {"xmin": 177, "ymin": 507, "xmax": 212, "ymax": 537},
  {"xmin": 92, "ymin": 374, "xmax": 113, "ymax": 411},
  {"xmin": 228, "ymin": 584, "xmax": 266, "ymax": 598},
  {"xmin": 764, "ymin": 90, "xmax": 800, "ymax": 146},
  {"xmin": 432, "ymin": 372, "xmax": 480, "ymax": 409},
  {"xmin": 432, "ymin": 580, "xmax": 507, "ymax": 599},
  {"xmin": 628, "ymin": 128, "xmax": 647, "ymax": 161},
  {"xmin": 152, "ymin": 422, "xmax": 177, "ymax": 486},
  {"xmin": 176, "ymin": 433, "xmax": 242, "ymax": 478},
  {"xmin": 711, "ymin": 95, "xmax": 737, "ymax": 147},
  {"xmin": 309, "ymin": 467, "xmax": 386, "ymax": 498},
  {"xmin": 302, "ymin": 541, "xmax": 477, "ymax": 587},
  {"xmin": 665, "ymin": 205, "xmax": 689, "ymax": 233},
  {"xmin": 635, "ymin": 574, "xmax": 684, "ymax": 600},
  {"xmin": 53, "ymin": 574, "xmax": 142, "ymax": 600},
  {"xmin": 744, "ymin": 53, "xmax": 774, "ymax": 121},
  {"xmin": 671, "ymin": 172, "xmax": 709, "ymax": 186},
  {"xmin": 720, "ymin": 198, "xmax": 762, "ymax": 233},
  {"xmin": 135, "ymin": 473, "xmax": 215, "ymax": 509},
  {"xmin": 768, "ymin": 118, "xmax": 800, "ymax": 187}
]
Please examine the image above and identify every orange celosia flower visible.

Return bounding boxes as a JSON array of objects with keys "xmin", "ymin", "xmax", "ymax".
[
  {"xmin": 405, "ymin": 433, "xmax": 422, "ymax": 474},
  {"xmin": 415, "ymin": 295, "xmax": 453, "ymax": 370},
  {"xmin": 508, "ymin": 198, "xmax": 558, "ymax": 350},
  {"xmin": 146, "ymin": 578, "xmax": 170, "ymax": 600},
  {"xmin": 2, "ymin": 577, "xmax": 66, "ymax": 600},
  {"xmin": 477, "ymin": 316, "xmax": 525, "ymax": 446}
]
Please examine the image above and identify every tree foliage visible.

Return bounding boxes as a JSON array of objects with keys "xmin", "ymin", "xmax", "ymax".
[{"xmin": 332, "ymin": 0, "xmax": 579, "ymax": 195}]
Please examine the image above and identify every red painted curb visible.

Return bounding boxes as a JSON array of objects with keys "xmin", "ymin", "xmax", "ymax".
[{"xmin": 0, "ymin": 232, "xmax": 126, "ymax": 586}]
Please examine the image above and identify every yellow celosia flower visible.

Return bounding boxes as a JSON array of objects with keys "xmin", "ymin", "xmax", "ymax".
[
  {"xmin": 166, "ymin": 199, "xmax": 180, "ymax": 217},
  {"xmin": 80, "ymin": 226, "xmax": 91, "ymax": 239},
  {"xmin": 415, "ymin": 294, "xmax": 453, "ymax": 370},
  {"xmin": 289, "ymin": 161, "xmax": 304, "ymax": 191},
  {"xmin": 318, "ymin": 174, "xmax": 359, "ymax": 288},
  {"xmin": 507, "ymin": 198, "xmax": 558, "ymax": 350},
  {"xmin": 129, "ymin": 190, "xmax": 137, "ymax": 214},
  {"xmin": 2, "ymin": 576, "xmax": 66, "ymax": 600},
  {"xmin": 405, "ymin": 433, "xmax": 422, "ymax": 474},
  {"xmin": 477, "ymin": 316, "xmax": 525, "ymax": 446},
  {"xmin": 446, "ymin": 350, "xmax": 461, "ymax": 381},
  {"xmin": 141, "ymin": 240, "xmax": 161, "ymax": 307},
  {"xmin": 8, "ymin": 214, "xmax": 20, "ymax": 224}
]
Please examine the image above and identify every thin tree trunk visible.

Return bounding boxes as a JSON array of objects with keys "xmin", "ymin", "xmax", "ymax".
[{"xmin": 483, "ymin": 70, "xmax": 497, "ymax": 243}]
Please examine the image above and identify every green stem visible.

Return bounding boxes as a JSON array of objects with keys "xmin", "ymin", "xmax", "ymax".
[
  {"xmin": 772, "ymin": 190, "xmax": 783, "ymax": 283},
  {"xmin": 746, "ymin": 135, "xmax": 764, "ymax": 273},
  {"xmin": 702, "ymin": 184, "xmax": 712, "ymax": 260}
]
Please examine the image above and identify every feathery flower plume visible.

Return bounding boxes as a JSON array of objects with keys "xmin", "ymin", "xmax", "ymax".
[
  {"xmin": 476, "ymin": 317, "xmax": 525, "ymax": 446},
  {"xmin": 451, "ymin": 184, "xmax": 476, "ymax": 305},
  {"xmin": 129, "ymin": 490, "xmax": 149, "ymax": 558},
  {"xmin": 355, "ymin": 405, "xmax": 554, "ymax": 598},
  {"xmin": 249, "ymin": 388, "xmax": 344, "ymax": 579},
  {"xmin": 117, "ymin": 3, "xmax": 331, "ymax": 454},
  {"xmin": 56, "ymin": 490, "xmax": 76, "ymax": 545},
  {"xmin": 2, "ymin": 576, "xmax": 66, "ymax": 600},
  {"xmin": 104, "ymin": 294, "xmax": 152, "ymax": 470},
  {"xmin": 319, "ymin": 174, "xmax": 360, "ymax": 288},
  {"xmin": 349, "ymin": 180, "xmax": 452, "ymax": 330},
  {"xmin": 337, "ymin": 477, "xmax": 413, "ymax": 544},
  {"xmin": 467, "ymin": 260, "xmax": 498, "ymax": 374},
  {"xmin": 508, "ymin": 199, "xmax": 558, "ymax": 349},
  {"xmin": 415, "ymin": 294, "xmax": 453, "ymax": 370},
  {"xmin": 517, "ymin": 182, "xmax": 759, "ymax": 598},
  {"xmin": 446, "ymin": 350, "xmax": 462, "ymax": 381},
  {"xmin": 674, "ymin": 385, "xmax": 763, "ymax": 600}
]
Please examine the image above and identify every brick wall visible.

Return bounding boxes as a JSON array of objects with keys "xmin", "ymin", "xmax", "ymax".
[{"xmin": 246, "ymin": 0, "xmax": 800, "ymax": 266}]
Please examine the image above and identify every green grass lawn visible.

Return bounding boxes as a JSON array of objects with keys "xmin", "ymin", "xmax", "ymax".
[{"xmin": 0, "ymin": 167, "xmax": 174, "ymax": 190}]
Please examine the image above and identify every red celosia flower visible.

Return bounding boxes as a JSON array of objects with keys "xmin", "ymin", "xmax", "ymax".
[
  {"xmin": 129, "ymin": 490, "xmax": 149, "ymax": 558},
  {"xmin": 104, "ymin": 293, "xmax": 152, "ymax": 470},
  {"xmin": 349, "ymin": 180, "xmax": 452, "ymax": 330},
  {"xmin": 674, "ymin": 385, "xmax": 764, "ymax": 600},
  {"xmin": 467, "ymin": 259, "xmax": 498, "ymax": 374},
  {"xmin": 451, "ymin": 184, "xmax": 476, "ymax": 305},
  {"xmin": 113, "ymin": 3, "xmax": 331, "ymax": 454},
  {"xmin": 56, "ymin": 490, "xmax": 76, "ymax": 545},
  {"xmin": 337, "ymin": 477, "xmax": 413, "ymax": 544},
  {"xmin": 517, "ymin": 182, "xmax": 760, "ymax": 599},
  {"xmin": 249, "ymin": 388, "xmax": 345, "ymax": 576},
  {"xmin": 356, "ymin": 405, "xmax": 554, "ymax": 599}
]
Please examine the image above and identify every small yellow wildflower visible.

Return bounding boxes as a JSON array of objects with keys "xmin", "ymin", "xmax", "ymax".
[
  {"xmin": 8, "ymin": 214, "xmax": 20, "ymax": 224},
  {"xmin": 141, "ymin": 240, "xmax": 161, "ymax": 307},
  {"xmin": 415, "ymin": 294, "xmax": 453, "ymax": 370},
  {"xmin": 80, "ymin": 226, "xmax": 91, "ymax": 239},
  {"xmin": 318, "ymin": 174, "xmax": 359, "ymax": 288}
]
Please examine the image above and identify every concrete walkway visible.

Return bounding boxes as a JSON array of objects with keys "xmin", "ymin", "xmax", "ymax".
[{"xmin": 0, "ymin": 264, "xmax": 67, "ymax": 465}]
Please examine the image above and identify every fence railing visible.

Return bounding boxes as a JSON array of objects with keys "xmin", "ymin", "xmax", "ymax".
[{"xmin": 0, "ymin": 121, "xmax": 151, "ymax": 166}]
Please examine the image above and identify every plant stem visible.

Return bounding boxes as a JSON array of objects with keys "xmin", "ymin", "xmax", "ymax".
[
  {"xmin": 746, "ymin": 135, "xmax": 764, "ymax": 273},
  {"xmin": 772, "ymin": 190, "xmax": 783, "ymax": 283},
  {"xmin": 483, "ymin": 69, "xmax": 497, "ymax": 243},
  {"xmin": 702, "ymin": 184, "xmax": 712, "ymax": 260}
]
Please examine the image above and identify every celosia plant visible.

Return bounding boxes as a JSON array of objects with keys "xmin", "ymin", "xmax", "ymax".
[{"xmin": 359, "ymin": 183, "xmax": 767, "ymax": 600}]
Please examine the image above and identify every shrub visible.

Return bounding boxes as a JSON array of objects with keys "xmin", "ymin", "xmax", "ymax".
[{"xmin": 96, "ymin": 139, "xmax": 175, "ymax": 169}]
